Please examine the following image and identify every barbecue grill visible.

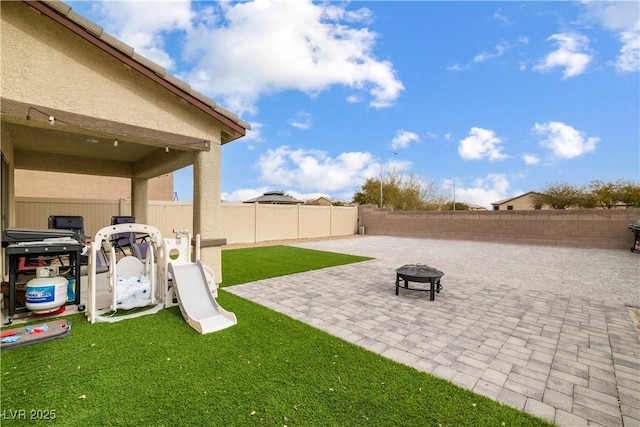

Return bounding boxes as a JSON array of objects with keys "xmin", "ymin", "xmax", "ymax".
[
  {"xmin": 2, "ymin": 228, "xmax": 83, "ymax": 324},
  {"xmin": 630, "ymin": 219, "xmax": 640, "ymax": 253}
]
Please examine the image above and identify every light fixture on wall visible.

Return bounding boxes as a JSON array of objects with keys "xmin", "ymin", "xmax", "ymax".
[
  {"xmin": 26, "ymin": 106, "xmax": 58, "ymax": 126},
  {"xmin": 113, "ymin": 139, "xmax": 119, "ymax": 147}
]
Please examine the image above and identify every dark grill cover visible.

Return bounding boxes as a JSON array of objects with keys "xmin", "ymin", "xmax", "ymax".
[{"xmin": 2, "ymin": 228, "xmax": 77, "ymax": 247}]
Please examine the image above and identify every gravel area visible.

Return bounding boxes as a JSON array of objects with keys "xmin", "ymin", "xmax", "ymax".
[{"xmin": 289, "ymin": 235, "xmax": 640, "ymax": 307}]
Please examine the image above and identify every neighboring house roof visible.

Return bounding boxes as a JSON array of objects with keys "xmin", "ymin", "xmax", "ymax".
[
  {"xmin": 307, "ymin": 196, "xmax": 351, "ymax": 205},
  {"xmin": 310, "ymin": 196, "xmax": 334, "ymax": 204},
  {"xmin": 30, "ymin": 0, "xmax": 250, "ymax": 143},
  {"xmin": 244, "ymin": 191, "xmax": 304, "ymax": 204},
  {"xmin": 491, "ymin": 191, "xmax": 539, "ymax": 206},
  {"xmin": 465, "ymin": 203, "xmax": 488, "ymax": 210}
]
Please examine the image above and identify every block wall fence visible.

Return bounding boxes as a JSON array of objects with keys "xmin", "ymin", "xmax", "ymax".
[{"xmin": 358, "ymin": 205, "xmax": 639, "ymax": 250}]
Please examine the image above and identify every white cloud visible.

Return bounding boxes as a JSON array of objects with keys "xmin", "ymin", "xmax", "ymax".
[
  {"xmin": 493, "ymin": 10, "xmax": 511, "ymax": 25},
  {"xmin": 181, "ymin": 0, "xmax": 403, "ymax": 115},
  {"xmin": 581, "ymin": 1, "xmax": 640, "ymax": 72},
  {"xmin": 222, "ymin": 187, "xmax": 343, "ymax": 203},
  {"xmin": 89, "ymin": 1, "xmax": 194, "ymax": 70},
  {"xmin": 244, "ymin": 122, "xmax": 264, "ymax": 142},
  {"xmin": 473, "ymin": 41, "xmax": 509, "ymax": 63},
  {"xmin": 533, "ymin": 33, "xmax": 592, "ymax": 79},
  {"xmin": 615, "ymin": 24, "xmax": 640, "ymax": 72},
  {"xmin": 453, "ymin": 174, "xmax": 513, "ymax": 209},
  {"xmin": 458, "ymin": 127, "xmax": 507, "ymax": 161},
  {"xmin": 85, "ymin": 1, "xmax": 402, "ymax": 116},
  {"xmin": 522, "ymin": 154, "xmax": 540, "ymax": 165},
  {"xmin": 221, "ymin": 187, "xmax": 271, "ymax": 202},
  {"xmin": 257, "ymin": 146, "xmax": 376, "ymax": 192},
  {"xmin": 390, "ymin": 130, "xmax": 420, "ymax": 151},
  {"xmin": 450, "ymin": 39, "xmax": 511, "ymax": 70},
  {"xmin": 582, "ymin": 1, "xmax": 639, "ymax": 30},
  {"xmin": 289, "ymin": 111, "xmax": 312, "ymax": 130},
  {"xmin": 532, "ymin": 121, "xmax": 599, "ymax": 159}
]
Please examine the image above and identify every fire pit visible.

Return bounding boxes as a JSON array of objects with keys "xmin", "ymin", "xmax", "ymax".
[{"xmin": 395, "ymin": 264, "xmax": 444, "ymax": 301}]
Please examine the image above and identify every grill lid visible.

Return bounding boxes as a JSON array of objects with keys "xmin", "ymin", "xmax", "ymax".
[{"xmin": 2, "ymin": 228, "xmax": 77, "ymax": 247}]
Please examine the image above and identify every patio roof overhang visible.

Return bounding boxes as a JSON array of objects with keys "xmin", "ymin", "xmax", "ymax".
[{"xmin": 1, "ymin": 99, "xmax": 211, "ymax": 179}]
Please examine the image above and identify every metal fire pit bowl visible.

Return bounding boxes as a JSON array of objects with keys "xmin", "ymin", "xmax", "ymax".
[{"xmin": 395, "ymin": 264, "xmax": 444, "ymax": 301}]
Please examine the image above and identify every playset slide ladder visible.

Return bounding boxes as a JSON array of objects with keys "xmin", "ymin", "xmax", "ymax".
[{"xmin": 168, "ymin": 261, "xmax": 236, "ymax": 334}]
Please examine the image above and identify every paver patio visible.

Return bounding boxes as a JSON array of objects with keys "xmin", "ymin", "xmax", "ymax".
[{"xmin": 226, "ymin": 236, "xmax": 640, "ymax": 427}]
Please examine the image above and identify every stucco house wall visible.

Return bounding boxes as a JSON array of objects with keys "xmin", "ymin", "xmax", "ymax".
[
  {"xmin": 15, "ymin": 170, "xmax": 174, "ymax": 201},
  {"xmin": 492, "ymin": 192, "xmax": 550, "ymax": 211}
]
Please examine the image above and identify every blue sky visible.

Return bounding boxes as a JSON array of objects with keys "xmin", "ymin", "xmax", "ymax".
[{"xmin": 69, "ymin": 1, "xmax": 639, "ymax": 208}]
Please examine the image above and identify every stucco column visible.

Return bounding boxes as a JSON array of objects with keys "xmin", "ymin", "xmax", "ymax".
[
  {"xmin": 193, "ymin": 142, "xmax": 223, "ymax": 283},
  {"xmin": 132, "ymin": 178, "xmax": 149, "ymax": 224}
]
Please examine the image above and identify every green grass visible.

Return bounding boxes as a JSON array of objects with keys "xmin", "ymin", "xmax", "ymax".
[
  {"xmin": 1, "ymin": 246, "xmax": 552, "ymax": 426},
  {"xmin": 220, "ymin": 245, "xmax": 373, "ymax": 287}
]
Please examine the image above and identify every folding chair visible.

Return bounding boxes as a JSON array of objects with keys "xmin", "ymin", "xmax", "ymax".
[
  {"xmin": 110, "ymin": 216, "xmax": 135, "ymax": 255},
  {"xmin": 131, "ymin": 242, "xmax": 149, "ymax": 260},
  {"xmin": 48, "ymin": 215, "xmax": 86, "ymax": 242},
  {"xmin": 48, "ymin": 215, "xmax": 87, "ymax": 266}
]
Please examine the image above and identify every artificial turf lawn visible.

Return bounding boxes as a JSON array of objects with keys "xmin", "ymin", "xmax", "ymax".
[
  {"xmin": 220, "ymin": 245, "xmax": 373, "ymax": 287},
  {"xmin": 0, "ymin": 246, "xmax": 553, "ymax": 426}
]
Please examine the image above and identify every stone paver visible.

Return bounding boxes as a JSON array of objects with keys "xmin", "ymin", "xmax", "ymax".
[{"xmin": 225, "ymin": 236, "xmax": 640, "ymax": 426}]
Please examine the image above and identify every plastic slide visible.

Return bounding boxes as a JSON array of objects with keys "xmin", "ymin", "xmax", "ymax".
[{"xmin": 168, "ymin": 261, "xmax": 236, "ymax": 334}]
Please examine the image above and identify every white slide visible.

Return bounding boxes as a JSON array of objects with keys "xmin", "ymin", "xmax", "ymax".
[{"xmin": 168, "ymin": 261, "xmax": 237, "ymax": 334}]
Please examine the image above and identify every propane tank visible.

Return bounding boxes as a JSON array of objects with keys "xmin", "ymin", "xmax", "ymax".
[{"xmin": 25, "ymin": 267, "xmax": 67, "ymax": 313}]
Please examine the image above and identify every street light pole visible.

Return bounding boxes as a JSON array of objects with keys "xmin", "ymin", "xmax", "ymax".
[
  {"xmin": 453, "ymin": 181, "xmax": 456, "ymax": 211},
  {"xmin": 379, "ymin": 160, "xmax": 383, "ymax": 208}
]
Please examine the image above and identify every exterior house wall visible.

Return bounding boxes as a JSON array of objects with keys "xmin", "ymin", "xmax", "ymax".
[
  {"xmin": 492, "ymin": 193, "xmax": 551, "ymax": 210},
  {"xmin": 15, "ymin": 171, "xmax": 174, "ymax": 201},
  {"xmin": 359, "ymin": 205, "xmax": 638, "ymax": 250}
]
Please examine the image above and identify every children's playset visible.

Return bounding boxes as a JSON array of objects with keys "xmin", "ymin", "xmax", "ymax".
[{"xmin": 1, "ymin": 223, "xmax": 236, "ymax": 349}]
